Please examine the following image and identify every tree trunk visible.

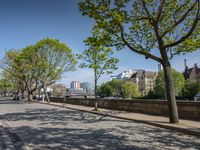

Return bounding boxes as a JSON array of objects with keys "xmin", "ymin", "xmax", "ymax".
[
  {"xmin": 21, "ymin": 91, "xmax": 24, "ymax": 100},
  {"xmin": 44, "ymin": 87, "xmax": 50, "ymax": 103},
  {"xmin": 94, "ymin": 70, "xmax": 98, "ymax": 111},
  {"xmin": 163, "ymin": 63, "xmax": 179, "ymax": 123},
  {"xmin": 28, "ymin": 91, "xmax": 33, "ymax": 101}
]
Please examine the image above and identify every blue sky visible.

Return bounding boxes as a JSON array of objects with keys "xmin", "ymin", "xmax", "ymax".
[{"xmin": 0, "ymin": 0, "xmax": 200, "ymax": 87}]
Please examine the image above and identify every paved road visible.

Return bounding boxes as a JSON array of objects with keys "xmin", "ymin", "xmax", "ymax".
[{"xmin": 0, "ymin": 100, "xmax": 200, "ymax": 150}]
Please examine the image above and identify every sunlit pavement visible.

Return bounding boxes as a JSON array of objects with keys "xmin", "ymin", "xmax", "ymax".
[{"xmin": 0, "ymin": 100, "xmax": 200, "ymax": 150}]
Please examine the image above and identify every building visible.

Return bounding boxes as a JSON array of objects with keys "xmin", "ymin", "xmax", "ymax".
[
  {"xmin": 80, "ymin": 82, "xmax": 94, "ymax": 95},
  {"xmin": 183, "ymin": 63, "xmax": 200, "ymax": 82},
  {"xmin": 112, "ymin": 69, "xmax": 157, "ymax": 95},
  {"xmin": 111, "ymin": 70, "xmax": 138, "ymax": 80},
  {"xmin": 70, "ymin": 81, "xmax": 80, "ymax": 89},
  {"xmin": 128, "ymin": 70, "xmax": 157, "ymax": 95}
]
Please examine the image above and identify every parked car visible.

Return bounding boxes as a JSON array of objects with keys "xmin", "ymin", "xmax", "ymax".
[{"xmin": 194, "ymin": 94, "xmax": 200, "ymax": 101}]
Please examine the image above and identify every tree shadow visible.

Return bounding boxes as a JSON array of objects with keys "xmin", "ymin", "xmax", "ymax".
[
  {"xmin": 7, "ymin": 126, "xmax": 149, "ymax": 150},
  {"xmin": 1, "ymin": 107, "xmax": 133, "ymax": 125},
  {"xmin": 115, "ymin": 125, "xmax": 200, "ymax": 149}
]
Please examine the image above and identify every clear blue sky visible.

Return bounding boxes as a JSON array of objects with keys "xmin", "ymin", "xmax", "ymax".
[{"xmin": 0, "ymin": 0, "xmax": 200, "ymax": 87}]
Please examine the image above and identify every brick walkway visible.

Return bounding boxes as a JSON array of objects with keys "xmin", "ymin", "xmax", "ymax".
[{"xmin": 42, "ymin": 101, "xmax": 200, "ymax": 137}]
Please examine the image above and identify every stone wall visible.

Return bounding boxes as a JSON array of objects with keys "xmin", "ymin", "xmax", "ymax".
[{"xmin": 50, "ymin": 97, "xmax": 200, "ymax": 121}]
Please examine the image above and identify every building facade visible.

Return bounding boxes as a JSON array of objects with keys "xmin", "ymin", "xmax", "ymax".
[
  {"xmin": 112, "ymin": 69, "xmax": 157, "ymax": 95},
  {"xmin": 80, "ymin": 82, "xmax": 94, "ymax": 95},
  {"xmin": 128, "ymin": 70, "xmax": 157, "ymax": 95}
]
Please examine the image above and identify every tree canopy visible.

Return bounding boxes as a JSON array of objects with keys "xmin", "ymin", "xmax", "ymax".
[
  {"xmin": 98, "ymin": 80, "xmax": 140, "ymax": 98},
  {"xmin": 78, "ymin": 33, "xmax": 119, "ymax": 98},
  {"xmin": 2, "ymin": 38, "xmax": 76, "ymax": 101},
  {"xmin": 153, "ymin": 69, "xmax": 185, "ymax": 98},
  {"xmin": 182, "ymin": 80, "xmax": 200, "ymax": 99}
]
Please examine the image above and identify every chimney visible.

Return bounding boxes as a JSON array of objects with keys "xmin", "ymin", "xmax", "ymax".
[
  {"xmin": 194, "ymin": 63, "xmax": 197, "ymax": 69},
  {"xmin": 184, "ymin": 59, "xmax": 187, "ymax": 69}
]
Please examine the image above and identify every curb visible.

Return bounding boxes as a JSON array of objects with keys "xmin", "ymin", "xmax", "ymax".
[
  {"xmin": 32, "ymin": 101, "xmax": 200, "ymax": 138},
  {"xmin": 0, "ymin": 123, "xmax": 15, "ymax": 150}
]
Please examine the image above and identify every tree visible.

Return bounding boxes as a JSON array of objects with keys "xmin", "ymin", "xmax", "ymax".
[
  {"xmin": 2, "ymin": 49, "xmax": 28, "ymax": 98},
  {"xmin": 97, "ymin": 83, "xmax": 113, "ymax": 98},
  {"xmin": 154, "ymin": 69, "xmax": 185, "ymax": 98},
  {"xmin": 1, "ymin": 38, "xmax": 76, "ymax": 101},
  {"xmin": 34, "ymin": 38, "xmax": 76, "ymax": 102},
  {"xmin": 121, "ymin": 82, "xmax": 140, "ymax": 98},
  {"xmin": 51, "ymin": 84, "xmax": 67, "ymax": 97},
  {"xmin": 17, "ymin": 46, "xmax": 42, "ymax": 101},
  {"xmin": 79, "ymin": 0, "xmax": 200, "ymax": 123},
  {"xmin": 0, "ymin": 78, "xmax": 12, "ymax": 97},
  {"xmin": 78, "ymin": 33, "xmax": 119, "ymax": 110},
  {"xmin": 98, "ymin": 80, "xmax": 140, "ymax": 98},
  {"xmin": 182, "ymin": 80, "xmax": 200, "ymax": 99}
]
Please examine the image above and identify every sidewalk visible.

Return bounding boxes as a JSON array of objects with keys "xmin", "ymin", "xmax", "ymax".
[{"xmin": 36, "ymin": 101, "xmax": 200, "ymax": 137}]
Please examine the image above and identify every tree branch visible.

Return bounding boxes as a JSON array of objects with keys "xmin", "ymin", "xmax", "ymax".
[
  {"xmin": 156, "ymin": 0, "xmax": 165, "ymax": 23},
  {"xmin": 164, "ymin": 0, "xmax": 200, "ymax": 48},
  {"xmin": 120, "ymin": 31, "xmax": 162, "ymax": 63},
  {"xmin": 162, "ymin": 0, "xmax": 198, "ymax": 38},
  {"xmin": 141, "ymin": 0, "xmax": 155, "ymax": 25}
]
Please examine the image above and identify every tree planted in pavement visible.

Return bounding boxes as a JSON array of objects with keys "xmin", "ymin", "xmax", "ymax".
[{"xmin": 78, "ymin": 32, "xmax": 119, "ymax": 110}]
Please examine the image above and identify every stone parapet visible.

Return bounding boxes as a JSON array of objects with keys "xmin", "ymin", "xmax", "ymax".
[{"xmin": 49, "ymin": 97, "xmax": 200, "ymax": 121}]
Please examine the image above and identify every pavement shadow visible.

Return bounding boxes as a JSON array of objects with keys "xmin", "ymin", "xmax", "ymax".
[
  {"xmin": 8, "ymin": 126, "xmax": 147, "ymax": 150},
  {"xmin": 1, "ymin": 107, "xmax": 133, "ymax": 125},
  {"xmin": 116, "ymin": 125, "xmax": 200, "ymax": 149}
]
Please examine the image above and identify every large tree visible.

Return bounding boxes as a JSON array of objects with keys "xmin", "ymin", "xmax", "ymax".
[
  {"xmin": 79, "ymin": 0, "xmax": 200, "ymax": 123},
  {"xmin": 34, "ymin": 38, "xmax": 76, "ymax": 102},
  {"xmin": 2, "ymin": 38, "xmax": 76, "ymax": 101},
  {"xmin": 78, "ymin": 33, "xmax": 119, "ymax": 110},
  {"xmin": 2, "ymin": 49, "xmax": 27, "ymax": 98}
]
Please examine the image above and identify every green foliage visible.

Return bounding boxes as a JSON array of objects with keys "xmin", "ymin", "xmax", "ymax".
[
  {"xmin": 78, "ymin": 32, "xmax": 119, "ymax": 98},
  {"xmin": 78, "ymin": 35, "xmax": 119, "ymax": 80},
  {"xmin": 34, "ymin": 38, "xmax": 77, "ymax": 87},
  {"xmin": 0, "ymin": 78, "xmax": 13, "ymax": 96},
  {"xmin": 51, "ymin": 84, "xmax": 67, "ymax": 97},
  {"xmin": 182, "ymin": 80, "xmax": 200, "ymax": 99},
  {"xmin": 98, "ymin": 80, "xmax": 140, "ymax": 98},
  {"xmin": 79, "ymin": 0, "xmax": 200, "ymax": 55},
  {"xmin": 2, "ymin": 38, "xmax": 76, "ymax": 100},
  {"xmin": 153, "ymin": 69, "xmax": 185, "ymax": 98}
]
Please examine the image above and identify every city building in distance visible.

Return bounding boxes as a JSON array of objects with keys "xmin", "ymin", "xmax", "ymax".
[
  {"xmin": 70, "ymin": 81, "xmax": 80, "ymax": 89},
  {"xmin": 80, "ymin": 82, "xmax": 94, "ymax": 95},
  {"xmin": 66, "ymin": 81, "xmax": 94, "ymax": 98}
]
